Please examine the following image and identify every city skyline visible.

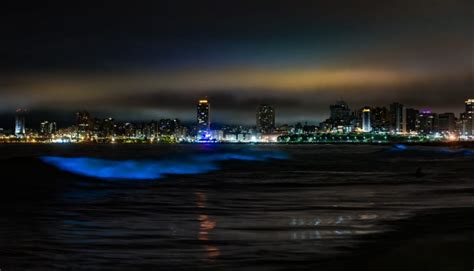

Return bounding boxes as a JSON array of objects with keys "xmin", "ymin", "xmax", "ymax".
[
  {"xmin": 2, "ymin": 98, "xmax": 472, "ymax": 128},
  {"xmin": 2, "ymin": 98, "xmax": 472, "ymax": 144},
  {"xmin": 0, "ymin": 1, "xmax": 471, "ymax": 125}
]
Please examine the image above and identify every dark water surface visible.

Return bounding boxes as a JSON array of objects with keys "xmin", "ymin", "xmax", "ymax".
[{"xmin": 0, "ymin": 144, "xmax": 473, "ymax": 270}]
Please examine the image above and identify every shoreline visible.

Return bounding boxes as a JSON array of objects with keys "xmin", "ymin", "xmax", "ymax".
[{"xmin": 0, "ymin": 141, "xmax": 474, "ymax": 148}]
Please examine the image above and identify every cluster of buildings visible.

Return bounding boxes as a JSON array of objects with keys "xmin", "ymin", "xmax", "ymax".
[
  {"xmin": 1, "ymin": 98, "xmax": 473, "ymax": 143},
  {"xmin": 318, "ymin": 100, "xmax": 474, "ymax": 136}
]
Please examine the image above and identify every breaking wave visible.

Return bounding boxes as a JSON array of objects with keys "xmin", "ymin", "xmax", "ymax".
[{"xmin": 40, "ymin": 151, "xmax": 287, "ymax": 180}]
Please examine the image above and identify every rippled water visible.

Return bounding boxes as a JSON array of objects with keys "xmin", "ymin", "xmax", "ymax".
[{"xmin": 0, "ymin": 144, "xmax": 472, "ymax": 270}]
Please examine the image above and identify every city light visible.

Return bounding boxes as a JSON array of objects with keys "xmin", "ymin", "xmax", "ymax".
[{"xmin": 0, "ymin": 98, "xmax": 472, "ymax": 144}]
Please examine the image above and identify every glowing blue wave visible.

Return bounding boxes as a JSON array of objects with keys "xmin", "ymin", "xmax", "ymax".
[
  {"xmin": 391, "ymin": 144, "xmax": 408, "ymax": 151},
  {"xmin": 387, "ymin": 144, "xmax": 474, "ymax": 156},
  {"xmin": 40, "ymin": 151, "xmax": 287, "ymax": 180}
]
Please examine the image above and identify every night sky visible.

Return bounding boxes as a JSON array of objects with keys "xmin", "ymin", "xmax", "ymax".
[{"xmin": 0, "ymin": 0, "xmax": 472, "ymax": 127}]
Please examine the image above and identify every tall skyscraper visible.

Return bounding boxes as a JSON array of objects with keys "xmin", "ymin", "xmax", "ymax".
[
  {"xmin": 256, "ymin": 104, "xmax": 275, "ymax": 133},
  {"xmin": 389, "ymin": 102, "xmax": 405, "ymax": 133},
  {"xmin": 461, "ymin": 99, "xmax": 474, "ymax": 135},
  {"xmin": 405, "ymin": 108, "xmax": 419, "ymax": 133},
  {"xmin": 197, "ymin": 99, "xmax": 210, "ymax": 136},
  {"xmin": 14, "ymin": 108, "xmax": 27, "ymax": 137},
  {"xmin": 361, "ymin": 107, "xmax": 371, "ymax": 132}
]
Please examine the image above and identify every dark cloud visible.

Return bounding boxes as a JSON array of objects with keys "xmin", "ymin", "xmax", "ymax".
[{"xmin": 0, "ymin": 0, "xmax": 471, "ymax": 126}]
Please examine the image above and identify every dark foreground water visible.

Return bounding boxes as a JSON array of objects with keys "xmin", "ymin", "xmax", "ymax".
[{"xmin": 0, "ymin": 144, "xmax": 473, "ymax": 270}]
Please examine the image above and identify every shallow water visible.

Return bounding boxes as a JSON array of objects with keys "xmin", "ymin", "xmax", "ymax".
[{"xmin": 0, "ymin": 144, "xmax": 472, "ymax": 270}]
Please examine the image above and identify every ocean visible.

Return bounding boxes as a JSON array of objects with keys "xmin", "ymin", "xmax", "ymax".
[{"xmin": 0, "ymin": 144, "xmax": 473, "ymax": 270}]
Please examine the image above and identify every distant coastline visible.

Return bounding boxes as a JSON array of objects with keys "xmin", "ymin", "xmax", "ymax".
[{"xmin": 1, "ymin": 141, "xmax": 474, "ymax": 148}]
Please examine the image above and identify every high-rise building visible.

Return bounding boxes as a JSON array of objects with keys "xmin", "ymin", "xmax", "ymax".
[
  {"xmin": 371, "ymin": 106, "xmax": 390, "ymax": 131},
  {"xmin": 330, "ymin": 100, "xmax": 351, "ymax": 124},
  {"xmin": 76, "ymin": 111, "xmax": 91, "ymax": 133},
  {"xmin": 197, "ymin": 99, "xmax": 210, "ymax": 136},
  {"xmin": 461, "ymin": 99, "xmax": 474, "ymax": 135},
  {"xmin": 405, "ymin": 108, "xmax": 419, "ymax": 133},
  {"xmin": 389, "ymin": 102, "xmax": 405, "ymax": 133},
  {"xmin": 361, "ymin": 107, "xmax": 371, "ymax": 132},
  {"xmin": 418, "ymin": 110, "xmax": 438, "ymax": 135},
  {"xmin": 40, "ymin": 121, "xmax": 57, "ymax": 135},
  {"xmin": 438, "ymin": 113, "xmax": 456, "ymax": 133},
  {"xmin": 256, "ymin": 104, "xmax": 275, "ymax": 133},
  {"xmin": 14, "ymin": 108, "xmax": 27, "ymax": 137}
]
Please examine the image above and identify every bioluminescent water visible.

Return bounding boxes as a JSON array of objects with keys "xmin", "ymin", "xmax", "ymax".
[
  {"xmin": 40, "ymin": 151, "xmax": 288, "ymax": 180},
  {"xmin": 387, "ymin": 144, "xmax": 474, "ymax": 156},
  {"xmin": 390, "ymin": 144, "xmax": 409, "ymax": 151}
]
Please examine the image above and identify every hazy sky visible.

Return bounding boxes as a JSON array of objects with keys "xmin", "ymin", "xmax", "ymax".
[{"xmin": 0, "ymin": 0, "xmax": 472, "ymax": 126}]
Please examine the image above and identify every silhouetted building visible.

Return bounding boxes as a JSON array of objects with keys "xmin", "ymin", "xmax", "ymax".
[
  {"xmin": 405, "ymin": 108, "xmax": 419, "ymax": 133},
  {"xmin": 371, "ymin": 106, "xmax": 390, "ymax": 131},
  {"xmin": 361, "ymin": 107, "xmax": 371, "ymax": 132},
  {"xmin": 330, "ymin": 100, "xmax": 351, "ymax": 124},
  {"xmin": 102, "ymin": 117, "xmax": 116, "ymax": 137},
  {"xmin": 197, "ymin": 99, "xmax": 210, "ymax": 136},
  {"xmin": 438, "ymin": 113, "xmax": 456, "ymax": 133},
  {"xmin": 389, "ymin": 102, "xmax": 405, "ymax": 133},
  {"xmin": 15, "ymin": 109, "xmax": 27, "ymax": 137},
  {"xmin": 303, "ymin": 123, "xmax": 318, "ymax": 134},
  {"xmin": 256, "ymin": 104, "xmax": 275, "ymax": 133}
]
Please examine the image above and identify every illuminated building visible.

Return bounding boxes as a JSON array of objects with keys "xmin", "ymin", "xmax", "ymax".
[
  {"xmin": 405, "ymin": 108, "xmax": 419, "ymax": 133},
  {"xmin": 210, "ymin": 130, "xmax": 224, "ymax": 141},
  {"xmin": 461, "ymin": 99, "xmax": 474, "ymax": 135},
  {"xmin": 361, "ymin": 107, "xmax": 371, "ymax": 132},
  {"xmin": 142, "ymin": 120, "xmax": 157, "ymax": 139},
  {"xmin": 389, "ymin": 102, "xmax": 406, "ymax": 133},
  {"xmin": 14, "ymin": 108, "xmax": 27, "ymax": 137},
  {"xmin": 225, "ymin": 133, "xmax": 237, "ymax": 142},
  {"xmin": 438, "ymin": 113, "xmax": 456, "ymax": 133},
  {"xmin": 76, "ymin": 111, "xmax": 91, "ymax": 134},
  {"xmin": 197, "ymin": 99, "xmax": 210, "ymax": 137},
  {"xmin": 320, "ymin": 100, "xmax": 353, "ymax": 133},
  {"xmin": 256, "ymin": 104, "xmax": 275, "ymax": 133},
  {"xmin": 158, "ymin": 119, "xmax": 180, "ymax": 136},
  {"xmin": 40, "ymin": 121, "xmax": 57, "ymax": 135},
  {"xmin": 418, "ymin": 109, "xmax": 438, "ymax": 135}
]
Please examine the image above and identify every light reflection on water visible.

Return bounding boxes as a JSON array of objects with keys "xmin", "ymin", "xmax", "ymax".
[{"xmin": 196, "ymin": 192, "xmax": 220, "ymax": 262}]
